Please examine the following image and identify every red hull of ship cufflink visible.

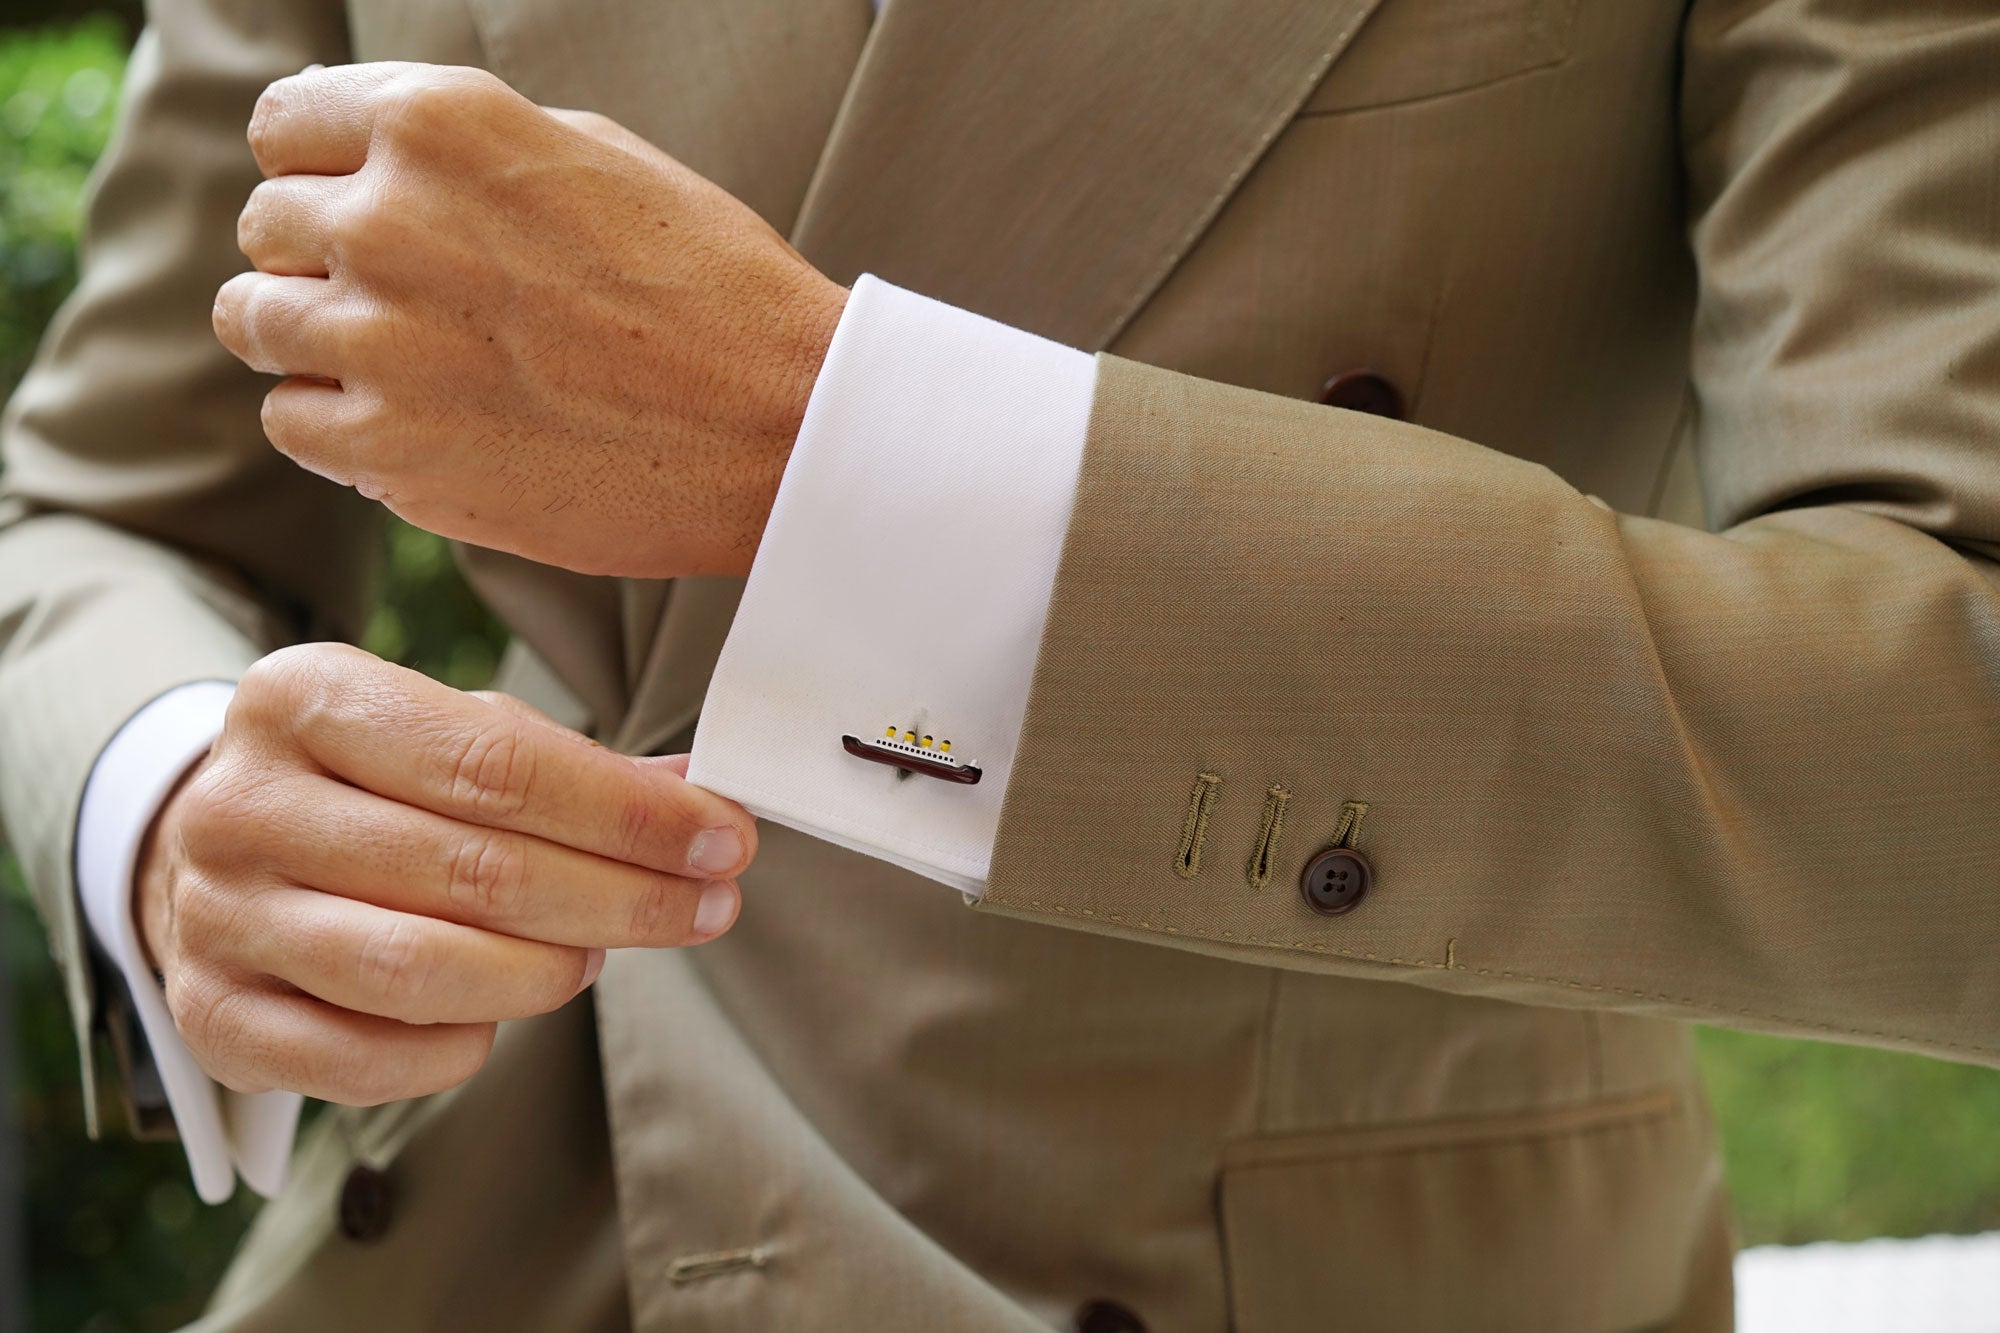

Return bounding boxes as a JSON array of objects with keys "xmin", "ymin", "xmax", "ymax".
[{"xmin": 841, "ymin": 726, "xmax": 982, "ymax": 785}]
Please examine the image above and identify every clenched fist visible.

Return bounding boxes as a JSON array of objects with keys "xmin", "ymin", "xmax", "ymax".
[
  {"xmin": 136, "ymin": 644, "xmax": 756, "ymax": 1105},
  {"xmin": 213, "ymin": 62, "xmax": 848, "ymax": 579}
]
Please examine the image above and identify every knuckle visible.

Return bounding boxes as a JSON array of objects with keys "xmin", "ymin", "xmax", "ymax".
[
  {"xmin": 447, "ymin": 724, "xmax": 534, "ymax": 820},
  {"xmin": 355, "ymin": 917, "xmax": 434, "ymax": 1010},
  {"xmin": 169, "ymin": 871, "xmax": 232, "ymax": 952},
  {"xmin": 617, "ymin": 789, "xmax": 694, "ymax": 868},
  {"xmin": 316, "ymin": 1044, "xmax": 390, "ymax": 1106},
  {"xmin": 326, "ymin": 198, "xmax": 373, "ymax": 268},
  {"xmin": 326, "ymin": 1038, "xmax": 406, "ymax": 1107},
  {"xmin": 169, "ymin": 967, "xmax": 248, "ymax": 1060},
  {"xmin": 378, "ymin": 67, "xmax": 511, "ymax": 151},
  {"xmin": 443, "ymin": 829, "xmax": 525, "ymax": 920},
  {"xmin": 246, "ymin": 81, "xmax": 288, "ymax": 158},
  {"xmin": 441, "ymin": 65, "xmax": 508, "ymax": 107},
  {"xmin": 236, "ymin": 185, "xmax": 272, "ymax": 255},
  {"xmin": 259, "ymin": 389, "xmax": 293, "ymax": 447},
  {"xmin": 345, "ymin": 387, "xmax": 392, "ymax": 440},
  {"xmin": 274, "ymin": 644, "xmax": 364, "ymax": 740},
  {"xmin": 379, "ymin": 75, "xmax": 463, "ymax": 143},
  {"xmin": 341, "ymin": 393, "xmax": 400, "ymax": 474},
  {"xmin": 173, "ymin": 765, "xmax": 234, "ymax": 843},
  {"xmin": 232, "ymin": 277, "xmax": 275, "ymax": 348},
  {"xmin": 213, "ymin": 272, "xmax": 254, "ymax": 344},
  {"xmin": 331, "ymin": 298, "xmax": 378, "ymax": 368},
  {"xmin": 328, "ymin": 187, "xmax": 398, "ymax": 267},
  {"xmin": 330, "ymin": 1022, "xmax": 492, "ymax": 1106},
  {"xmin": 175, "ymin": 767, "xmax": 270, "ymax": 869},
  {"xmin": 626, "ymin": 874, "xmax": 692, "ymax": 945},
  {"xmin": 232, "ymin": 650, "xmax": 296, "ymax": 718},
  {"xmin": 249, "ymin": 645, "xmax": 357, "ymax": 746}
]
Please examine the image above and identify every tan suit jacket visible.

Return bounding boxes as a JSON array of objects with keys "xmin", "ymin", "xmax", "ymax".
[{"xmin": 5, "ymin": 0, "xmax": 1996, "ymax": 1327}]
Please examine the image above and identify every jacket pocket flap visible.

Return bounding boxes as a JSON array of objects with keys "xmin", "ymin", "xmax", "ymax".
[{"xmin": 1219, "ymin": 1089, "xmax": 1715, "ymax": 1332}]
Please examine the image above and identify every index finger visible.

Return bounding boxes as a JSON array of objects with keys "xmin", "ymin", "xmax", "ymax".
[
  {"xmin": 246, "ymin": 647, "xmax": 756, "ymax": 879},
  {"xmin": 247, "ymin": 62, "xmax": 412, "ymax": 177}
]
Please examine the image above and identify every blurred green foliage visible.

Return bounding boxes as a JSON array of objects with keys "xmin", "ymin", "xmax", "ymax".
[
  {"xmin": 0, "ymin": 14, "xmax": 122, "ymax": 389},
  {"xmin": 1697, "ymin": 1028, "xmax": 2000, "ymax": 1245},
  {"xmin": 4, "ymin": 888, "xmax": 264, "ymax": 1333},
  {"xmin": 1, "ymin": 12, "xmax": 1999, "ymax": 1333}
]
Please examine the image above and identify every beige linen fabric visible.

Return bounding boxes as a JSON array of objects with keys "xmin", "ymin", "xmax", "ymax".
[{"xmin": 5, "ymin": 0, "xmax": 1995, "ymax": 1327}]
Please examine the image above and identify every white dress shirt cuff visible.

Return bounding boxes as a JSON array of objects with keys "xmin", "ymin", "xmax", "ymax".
[
  {"xmin": 75, "ymin": 680, "xmax": 302, "ymax": 1203},
  {"xmin": 689, "ymin": 275, "xmax": 1096, "ymax": 894}
]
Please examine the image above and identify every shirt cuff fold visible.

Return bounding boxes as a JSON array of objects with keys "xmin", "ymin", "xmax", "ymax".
[
  {"xmin": 75, "ymin": 680, "xmax": 302, "ymax": 1203},
  {"xmin": 690, "ymin": 275, "xmax": 1097, "ymax": 893}
]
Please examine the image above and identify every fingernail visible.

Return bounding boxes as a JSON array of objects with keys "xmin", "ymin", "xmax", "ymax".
[
  {"xmin": 688, "ymin": 827, "xmax": 742, "ymax": 876},
  {"xmin": 580, "ymin": 948, "xmax": 606, "ymax": 989},
  {"xmin": 692, "ymin": 883, "xmax": 739, "ymax": 940}
]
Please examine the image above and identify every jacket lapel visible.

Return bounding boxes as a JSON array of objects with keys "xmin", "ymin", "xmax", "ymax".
[
  {"xmin": 463, "ymin": 0, "xmax": 872, "ymax": 230},
  {"xmin": 791, "ymin": 0, "xmax": 1391, "ymax": 350}
]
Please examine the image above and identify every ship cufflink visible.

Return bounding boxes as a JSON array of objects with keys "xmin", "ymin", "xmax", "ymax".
[{"xmin": 841, "ymin": 724, "xmax": 982, "ymax": 785}]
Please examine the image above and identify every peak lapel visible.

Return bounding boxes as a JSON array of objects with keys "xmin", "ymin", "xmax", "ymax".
[
  {"xmin": 792, "ymin": 0, "xmax": 1390, "ymax": 351},
  {"xmin": 466, "ymin": 0, "xmax": 871, "ymax": 231}
]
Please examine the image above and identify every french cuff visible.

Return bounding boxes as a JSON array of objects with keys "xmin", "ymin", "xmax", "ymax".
[
  {"xmin": 75, "ymin": 680, "xmax": 303, "ymax": 1203},
  {"xmin": 689, "ymin": 276, "xmax": 1096, "ymax": 895}
]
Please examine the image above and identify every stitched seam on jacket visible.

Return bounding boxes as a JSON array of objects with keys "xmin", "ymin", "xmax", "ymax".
[
  {"xmin": 1222, "ymin": 1088, "xmax": 1680, "ymax": 1170},
  {"xmin": 992, "ymin": 899, "xmax": 1997, "ymax": 1059}
]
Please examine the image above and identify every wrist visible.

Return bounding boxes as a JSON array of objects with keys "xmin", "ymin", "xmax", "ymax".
[{"xmin": 728, "ymin": 276, "xmax": 848, "ymax": 576}]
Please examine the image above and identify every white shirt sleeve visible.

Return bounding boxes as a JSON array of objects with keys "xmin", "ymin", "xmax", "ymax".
[
  {"xmin": 688, "ymin": 276, "xmax": 1096, "ymax": 895},
  {"xmin": 75, "ymin": 680, "xmax": 302, "ymax": 1204}
]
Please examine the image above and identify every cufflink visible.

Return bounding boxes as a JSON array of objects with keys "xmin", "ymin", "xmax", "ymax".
[{"xmin": 841, "ymin": 724, "xmax": 982, "ymax": 785}]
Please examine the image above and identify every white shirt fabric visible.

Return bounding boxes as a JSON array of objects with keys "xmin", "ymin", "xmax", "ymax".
[{"xmin": 75, "ymin": 278, "xmax": 1095, "ymax": 1200}]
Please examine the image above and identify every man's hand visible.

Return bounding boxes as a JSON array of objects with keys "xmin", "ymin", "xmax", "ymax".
[
  {"xmin": 135, "ymin": 643, "xmax": 755, "ymax": 1105},
  {"xmin": 213, "ymin": 63, "xmax": 848, "ymax": 579}
]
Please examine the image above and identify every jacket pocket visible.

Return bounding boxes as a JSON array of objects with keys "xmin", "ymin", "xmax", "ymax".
[
  {"xmin": 1218, "ymin": 1088, "xmax": 1711, "ymax": 1333},
  {"xmin": 1301, "ymin": 0, "xmax": 1581, "ymax": 115}
]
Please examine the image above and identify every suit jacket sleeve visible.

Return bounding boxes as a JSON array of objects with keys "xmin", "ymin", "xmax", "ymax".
[
  {"xmin": 980, "ymin": 0, "xmax": 2000, "ymax": 1068},
  {"xmin": 0, "ymin": 0, "xmax": 366, "ymax": 1134}
]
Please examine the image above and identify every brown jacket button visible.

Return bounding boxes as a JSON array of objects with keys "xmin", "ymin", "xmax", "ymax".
[
  {"xmin": 1317, "ymin": 370, "xmax": 1405, "ymax": 420},
  {"xmin": 1301, "ymin": 846, "xmax": 1371, "ymax": 915},
  {"xmin": 338, "ymin": 1163, "xmax": 395, "ymax": 1242},
  {"xmin": 1072, "ymin": 1300, "xmax": 1147, "ymax": 1333}
]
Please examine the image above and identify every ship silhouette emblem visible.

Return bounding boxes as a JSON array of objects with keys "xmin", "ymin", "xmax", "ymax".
[{"xmin": 841, "ymin": 725, "xmax": 982, "ymax": 785}]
